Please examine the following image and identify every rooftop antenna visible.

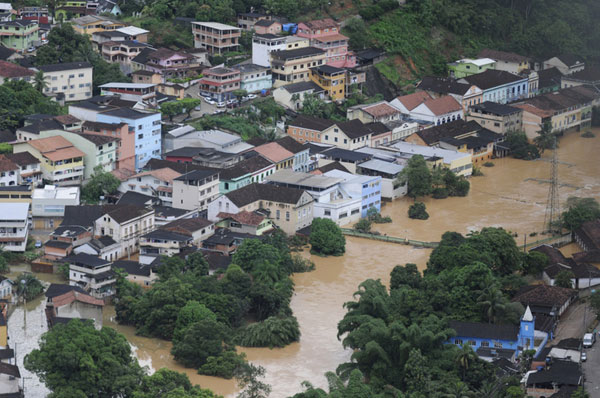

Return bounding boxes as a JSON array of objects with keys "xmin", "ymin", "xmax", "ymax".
[{"xmin": 543, "ymin": 137, "xmax": 559, "ymax": 235}]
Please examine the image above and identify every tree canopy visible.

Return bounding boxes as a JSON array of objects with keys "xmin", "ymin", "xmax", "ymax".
[
  {"xmin": 310, "ymin": 218, "xmax": 346, "ymax": 256},
  {"xmin": 561, "ymin": 197, "xmax": 600, "ymax": 231},
  {"xmin": 81, "ymin": 165, "xmax": 122, "ymax": 204},
  {"xmin": 0, "ymin": 80, "xmax": 63, "ymax": 131}
]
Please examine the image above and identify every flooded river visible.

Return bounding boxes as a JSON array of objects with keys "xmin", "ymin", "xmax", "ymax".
[{"xmin": 9, "ymin": 129, "xmax": 600, "ymax": 397}]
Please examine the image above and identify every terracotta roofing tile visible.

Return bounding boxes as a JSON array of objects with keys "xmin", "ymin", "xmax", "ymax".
[
  {"xmin": 422, "ymin": 96, "xmax": 462, "ymax": 115},
  {"xmin": 0, "ymin": 155, "xmax": 18, "ymax": 172},
  {"xmin": 301, "ymin": 18, "xmax": 338, "ymax": 30},
  {"xmin": 0, "ymin": 59, "xmax": 34, "ymax": 78},
  {"xmin": 362, "ymin": 102, "xmax": 400, "ymax": 117},
  {"xmin": 54, "ymin": 114, "xmax": 81, "ymax": 125},
  {"xmin": 130, "ymin": 167, "xmax": 181, "ymax": 183},
  {"xmin": 513, "ymin": 284, "xmax": 576, "ymax": 308},
  {"xmin": 217, "ymin": 210, "xmax": 265, "ymax": 226},
  {"xmin": 252, "ymin": 142, "xmax": 294, "ymax": 163},
  {"xmin": 395, "ymin": 91, "xmax": 432, "ymax": 111},
  {"xmin": 51, "ymin": 290, "xmax": 104, "ymax": 308},
  {"xmin": 27, "ymin": 136, "xmax": 75, "ymax": 153}
]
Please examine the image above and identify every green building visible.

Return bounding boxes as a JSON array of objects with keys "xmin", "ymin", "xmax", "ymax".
[
  {"xmin": 55, "ymin": 0, "xmax": 88, "ymax": 21},
  {"xmin": 0, "ymin": 20, "xmax": 39, "ymax": 53},
  {"xmin": 448, "ymin": 58, "xmax": 496, "ymax": 78}
]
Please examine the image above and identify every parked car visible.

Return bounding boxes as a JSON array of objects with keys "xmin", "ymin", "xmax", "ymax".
[
  {"xmin": 213, "ymin": 109, "xmax": 226, "ymax": 115},
  {"xmin": 226, "ymin": 102, "xmax": 239, "ymax": 109},
  {"xmin": 246, "ymin": 93, "xmax": 257, "ymax": 100},
  {"xmin": 34, "ymin": 240, "xmax": 42, "ymax": 248},
  {"xmin": 226, "ymin": 98, "xmax": 237, "ymax": 105},
  {"xmin": 216, "ymin": 101, "xmax": 226, "ymax": 108},
  {"xmin": 27, "ymin": 47, "xmax": 35, "ymax": 53},
  {"xmin": 204, "ymin": 98, "xmax": 216, "ymax": 105},
  {"xmin": 581, "ymin": 352, "xmax": 587, "ymax": 362},
  {"xmin": 583, "ymin": 333, "xmax": 595, "ymax": 348}
]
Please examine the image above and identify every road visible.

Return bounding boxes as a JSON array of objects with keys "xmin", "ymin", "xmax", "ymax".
[
  {"xmin": 554, "ymin": 301, "xmax": 596, "ymax": 340},
  {"xmin": 583, "ymin": 334, "xmax": 600, "ymax": 398}
]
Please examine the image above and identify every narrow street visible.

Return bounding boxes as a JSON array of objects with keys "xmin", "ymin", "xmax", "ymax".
[{"xmin": 583, "ymin": 337, "xmax": 600, "ymax": 398}]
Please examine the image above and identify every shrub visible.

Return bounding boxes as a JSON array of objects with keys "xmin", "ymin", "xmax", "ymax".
[
  {"xmin": 483, "ymin": 161, "xmax": 495, "ymax": 167},
  {"xmin": 452, "ymin": 178, "xmax": 470, "ymax": 196},
  {"xmin": 582, "ymin": 131, "xmax": 595, "ymax": 138},
  {"xmin": 289, "ymin": 255, "xmax": 315, "ymax": 272},
  {"xmin": 432, "ymin": 187, "xmax": 449, "ymax": 199},
  {"xmin": 354, "ymin": 218, "xmax": 372, "ymax": 233},
  {"xmin": 472, "ymin": 166, "xmax": 484, "ymax": 176},
  {"xmin": 310, "ymin": 218, "xmax": 346, "ymax": 256},
  {"xmin": 408, "ymin": 202, "xmax": 429, "ymax": 220},
  {"xmin": 235, "ymin": 316, "xmax": 300, "ymax": 348},
  {"xmin": 366, "ymin": 208, "xmax": 392, "ymax": 223}
]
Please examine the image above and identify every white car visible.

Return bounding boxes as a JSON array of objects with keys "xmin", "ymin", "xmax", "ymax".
[
  {"xmin": 246, "ymin": 94, "xmax": 257, "ymax": 100},
  {"xmin": 204, "ymin": 98, "xmax": 216, "ymax": 105},
  {"xmin": 216, "ymin": 101, "xmax": 226, "ymax": 108},
  {"xmin": 26, "ymin": 47, "xmax": 35, "ymax": 53},
  {"xmin": 226, "ymin": 98, "xmax": 237, "ymax": 105},
  {"xmin": 581, "ymin": 352, "xmax": 587, "ymax": 362},
  {"xmin": 213, "ymin": 109, "xmax": 226, "ymax": 115}
]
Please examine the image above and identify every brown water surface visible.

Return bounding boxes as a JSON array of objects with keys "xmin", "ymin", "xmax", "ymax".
[{"xmin": 10, "ymin": 130, "xmax": 600, "ymax": 398}]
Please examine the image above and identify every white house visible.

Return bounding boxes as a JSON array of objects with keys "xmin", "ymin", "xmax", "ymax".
[
  {"xmin": 391, "ymin": 92, "xmax": 463, "ymax": 125},
  {"xmin": 252, "ymin": 33, "xmax": 287, "ymax": 67},
  {"xmin": 0, "ymin": 203, "xmax": 29, "ymax": 252},
  {"xmin": 172, "ymin": 169, "xmax": 220, "ymax": 211},
  {"xmin": 94, "ymin": 205, "xmax": 155, "ymax": 257},
  {"xmin": 6, "ymin": 152, "xmax": 41, "ymax": 185},
  {"xmin": 118, "ymin": 168, "xmax": 181, "ymax": 206},
  {"xmin": 37, "ymin": 61, "xmax": 93, "ymax": 101},
  {"xmin": 0, "ymin": 156, "xmax": 18, "ymax": 187},
  {"xmin": 73, "ymin": 236, "xmax": 121, "ymax": 261},
  {"xmin": 66, "ymin": 253, "xmax": 116, "ymax": 298},
  {"xmin": 0, "ymin": 277, "xmax": 12, "ymax": 300},
  {"xmin": 32, "ymin": 185, "xmax": 80, "ymax": 217}
]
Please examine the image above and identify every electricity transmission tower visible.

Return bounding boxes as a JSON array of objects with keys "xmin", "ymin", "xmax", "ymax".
[{"xmin": 543, "ymin": 138, "xmax": 560, "ymax": 234}]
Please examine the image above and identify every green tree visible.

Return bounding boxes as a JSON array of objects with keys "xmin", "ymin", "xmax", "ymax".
[
  {"xmin": 524, "ymin": 251, "xmax": 549, "ymax": 275},
  {"xmin": 505, "ymin": 131, "xmax": 540, "ymax": 160},
  {"xmin": 477, "ymin": 286, "xmax": 506, "ymax": 324},
  {"xmin": 81, "ymin": 165, "xmax": 121, "ymax": 204},
  {"xmin": 0, "ymin": 255, "xmax": 8, "ymax": 274},
  {"xmin": 591, "ymin": 291, "xmax": 600, "ymax": 320},
  {"xmin": 235, "ymin": 315, "xmax": 300, "ymax": 348},
  {"xmin": 408, "ymin": 201, "xmax": 429, "ymax": 220},
  {"xmin": 33, "ymin": 70, "xmax": 49, "ymax": 93},
  {"xmin": 232, "ymin": 89, "xmax": 247, "ymax": 102},
  {"xmin": 571, "ymin": 387, "xmax": 589, "ymax": 398},
  {"xmin": 353, "ymin": 218, "xmax": 372, "ymax": 233},
  {"xmin": 398, "ymin": 155, "xmax": 432, "ymax": 199},
  {"xmin": 235, "ymin": 364, "xmax": 272, "ymax": 398},
  {"xmin": 390, "ymin": 263, "xmax": 421, "ymax": 290},
  {"xmin": 0, "ymin": 143, "xmax": 12, "ymax": 154},
  {"xmin": 173, "ymin": 300, "xmax": 217, "ymax": 341},
  {"xmin": 0, "ymin": 80, "xmax": 63, "ymax": 131},
  {"xmin": 161, "ymin": 101, "xmax": 184, "ymax": 122},
  {"xmin": 533, "ymin": 120, "xmax": 555, "ymax": 154},
  {"xmin": 133, "ymin": 368, "xmax": 219, "ymax": 398},
  {"xmin": 310, "ymin": 218, "xmax": 346, "ymax": 256},
  {"xmin": 15, "ymin": 273, "xmax": 45, "ymax": 301},
  {"xmin": 24, "ymin": 319, "xmax": 144, "ymax": 397},
  {"xmin": 555, "ymin": 270, "xmax": 575, "ymax": 289},
  {"xmin": 180, "ymin": 98, "xmax": 201, "ymax": 119},
  {"xmin": 561, "ymin": 197, "xmax": 600, "ymax": 231}
]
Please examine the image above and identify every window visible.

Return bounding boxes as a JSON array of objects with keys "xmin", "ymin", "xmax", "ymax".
[
  {"xmin": 324, "ymin": 210, "xmax": 331, "ymax": 216},
  {"xmin": 78, "ymin": 73, "xmax": 84, "ymax": 77},
  {"xmin": 276, "ymin": 210, "xmax": 280, "ymax": 219},
  {"xmin": 285, "ymin": 211, "xmax": 290, "ymax": 221},
  {"xmin": 493, "ymin": 342, "xmax": 503, "ymax": 348},
  {"xmin": 480, "ymin": 341, "xmax": 489, "ymax": 347},
  {"xmin": 468, "ymin": 340, "xmax": 476, "ymax": 346},
  {"xmin": 454, "ymin": 339, "xmax": 463, "ymax": 345}
]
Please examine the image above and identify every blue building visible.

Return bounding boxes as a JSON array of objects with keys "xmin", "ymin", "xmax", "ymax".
[
  {"xmin": 232, "ymin": 63, "xmax": 272, "ymax": 94},
  {"xmin": 97, "ymin": 108, "xmax": 162, "ymax": 170},
  {"xmin": 323, "ymin": 169, "xmax": 381, "ymax": 217},
  {"xmin": 459, "ymin": 69, "xmax": 529, "ymax": 104},
  {"xmin": 448, "ymin": 306, "xmax": 544, "ymax": 361}
]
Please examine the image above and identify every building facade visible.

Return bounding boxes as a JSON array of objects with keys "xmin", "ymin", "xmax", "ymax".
[
  {"xmin": 0, "ymin": 20, "xmax": 39, "ymax": 52},
  {"xmin": 270, "ymin": 47, "xmax": 326, "ymax": 88},
  {"xmin": 39, "ymin": 62, "xmax": 93, "ymax": 102},
  {"xmin": 198, "ymin": 67, "xmax": 241, "ymax": 102},
  {"xmin": 0, "ymin": 203, "xmax": 29, "ymax": 252},
  {"xmin": 172, "ymin": 169, "xmax": 220, "ymax": 211},
  {"xmin": 296, "ymin": 19, "xmax": 355, "ymax": 68},
  {"xmin": 192, "ymin": 21, "xmax": 241, "ymax": 54}
]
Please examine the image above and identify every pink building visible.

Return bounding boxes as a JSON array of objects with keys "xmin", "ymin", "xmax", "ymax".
[
  {"xmin": 82, "ymin": 121, "xmax": 135, "ymax": 172},
  {"xmin": 199, "ymin": 67, "xmax": 241, "ymax": 102},
  {"xmin": 137, "ymin": 48, "xmax": 204, "ymax": 83},
  {"xmin": 296, "ymin": 18, "xmax": 355, "ymax": 68}
]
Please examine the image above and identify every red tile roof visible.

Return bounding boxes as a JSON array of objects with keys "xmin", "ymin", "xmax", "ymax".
[
  {"xmin": 423, "ymin": 96, "xmax": 462, "ymax": 115},
  {"xmin": 217, "ymin": 210, "xmax": 265, "ymax": 226},
  {"xmin": 395, "ymin": 91, "xmax": 432, "ymax": 111},
  {"xmin": 0, "ymin": 60, "xmax": 35, "ymax": 78},
  {"xmin": 363, "ymin": 102, "xmax": 400, "ymax": 117},
  {"xmin": 0, "ymin": 155, "xmax": 18, "ymax": 172},
  {"xmin": 52, "ymin": 290, "xmax": 104, "ymax": 308},
  {"xmin": 301, "ymin": 18, "xmax": 339, "ymax": 30}
]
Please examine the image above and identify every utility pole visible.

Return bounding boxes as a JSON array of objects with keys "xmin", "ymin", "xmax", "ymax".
[{"xmin": 543, "ymin": 137, "xmax": 559, "ymax": 235}]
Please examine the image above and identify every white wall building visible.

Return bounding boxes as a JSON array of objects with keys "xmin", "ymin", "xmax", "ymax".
[
  {"xmin": 94, "ymin": 205, "xmax": 155, "ymax": 257},
  {"xmin": 67, "ymin": 253, "xmax": 115, "ymax": 298},
  {"xmin": 172, "ymin": 169, "xmax": 220, "ymax": 211},
  {"xmin": 32, "ymin": 185, "xmax": 80, "ymax": 217},
  {"xmin": 38, "ymin": 61, "xmax": 93, "ymax": 101},
  {"xmin": 0, "ymin": 156, "xmax": 19, "ymax": 187},
  {"xmin": 118, "ymin": 168, "xmax": 181, "ymax": 206},
  {"xmin": 0, "ymin": 203, "xmax": 29, "ymax": 252},
  {"xmin": 252, "ymin": 33, "xmax": 287, "ymax": 67}
]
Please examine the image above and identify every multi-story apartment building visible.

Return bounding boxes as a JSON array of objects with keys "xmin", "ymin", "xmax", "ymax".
[
  {"xmin": 38, "ymin": 61, "xmax": 93, "ymax": 102},
  {"xmin": 39, "ymin": 130, "xmax": 118, "ymax": 179},
  {"xmin": 251, "ymin": 33, "xmax": 288, "ymax": 67},
  {"xmin": 100, "ymin": 82, "xmax": 157, "ymax": 104},
  {"xmin": 270, "ymin": 46, "xmax": 326, "ymax": 88},
  {"xmin": 0, "ymin": 19, "xmax": 39, "ymax": 52},
  {"xmin": 6, "ymin": 152, "xmax": 41, "ymax": 185},
  {"xmin": 118, "ymin": 167, "xmax": 181, "ymax": 206},
  {"xmin": 82, "ymin": 121, "xmax": 134, "ymax": 171},
  {"xmin": 13, "ymin": 136, "xmax": 85, "ymax": 186},
  {"xmin": 139, "ymin": 229, "xmax": 191, "ymax": 264},
  {"xmin": 198, "ymin": 66, "xmax": 241, "ymax": 102},
  {"xmin": 296, "ymin": 18, "xmax": 355, "ymax": 68},
  {"xmin": 192, "ymin": 21, "xmax": 241, "ymax": 54},
  {"xmin": 458, "ymin": 69, "xmax": 529, "ymax": 104},
  {"xmin": 66, "ymin": 253, "xmax": 116, "ymax": 298},
  {"xmin": 54, "ymin": 0, "xmax": 88, "ymax": 21},
  {"xmin": 96, "ymin": 108, "xmax": 162, "ymax": 170},
  {"xmin": 172, "ymin": 169, "xmax": 220, "ymax": 212},
  {"xmin": 18, "ymin": 7, "xmax": 49, "ymax": 24},
  {"xmin": 32, "ymin": 185, "xmax": 80, "ymax": 217},
  {"xmin": 232, "ymin": 63, "xmax": 271, "ymax": 94},
  {"xmin": 134, "ymin": 47, "xmax": 204, "ymax": 83},
  {"xmin": 71, "ymin": 14, "xmax": 125, "ymax": 35},
  {"xmin": 310, "ymin": 65, "xmax": 346, "ymax": 101},
  {"xmin": 100, "ymin": 40, "xmax": 153, "ymax": 75},
  {"xmin": 94, "ymin": 204, "xmax": 155, "ymax": 256},
  {"xmin": 0, "ymin": 203, "xmax": 29, "ymax": 252},
  {"xmin": 467, "ymin": 101, "xmax": 524, "ymax": 135}
]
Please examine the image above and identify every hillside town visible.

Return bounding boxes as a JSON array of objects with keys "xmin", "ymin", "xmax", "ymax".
[{"xmin": 0, "ymin": 0, "xmax": 600, "ymax": 397}]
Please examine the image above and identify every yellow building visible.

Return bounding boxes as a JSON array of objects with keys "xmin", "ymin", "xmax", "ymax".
[
  {"xmin": 0, "ymin": 186, "xmax": 32, "ymax": 204},
  {"xmin": 13, "ymin": 136, "xmax": 85, "ymax": 186},
  {"xmin": 270, "ymin": 46, "xmax": 326, "ymax": 88},
  {"xmin": 72, "ymin": 15, "xmax": 125, "ymax": 35},
  {"xmin": 310, "ymin": 65, "xmax": 345, "ymax": 101}
]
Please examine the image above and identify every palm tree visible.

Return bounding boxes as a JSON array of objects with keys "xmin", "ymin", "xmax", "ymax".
[
  {"xmin": 533, "ymin": 120, "xmax": 555, "ymax": 153},
  {"xmin": 455, "ymin": 344, "xmax": 477, "ymax": 381},
  {"xmin": 33, "ymin": 71, "xmax": 48, "ymax": 93},
  {"xmin": 477, "ymin": 286, "xmax": 507, "ymax": 324},
  {"xmin": 443, "ymin": 381, "xmax": 474, "ymax": 398}
]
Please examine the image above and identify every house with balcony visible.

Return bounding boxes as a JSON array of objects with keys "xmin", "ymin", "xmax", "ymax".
[
  {"xmin": 319, "ymin": 119, "xmax": 374, "ymax": 150},
  {"xmin": 209, "ymin": 182, "xmax": 313, "ymax": 235},
  {"xmin": 73, "ymin": 235, "xmax": 121, "ymax": 261},
  {"xmin": 347, "ymin": 101, "xmax": 402, "ymax": 124},
  {"xmin": 71, "ymin": 14, "xmax": 125, "ymax": 35},
  {"xmin": 192, "ymin": 21, "xmax": 241, "ymax": 54},
  {"xmin": 96, "ymin": 107, "xmax": 161, "ymax": 169},
  {"xmin": 252, "ymin": 33, "xmax": 290, "ymax": 67},
  {"xmin": 134, "ymin": 47, "xmax": 204, "ymax": 83},
  {"xmin": 5, "ymin": 152, "xmax": 40, "ymax": 186},
  {"xmin": 94, "ymin": 204, "xmax": 155, "ymax": 257},
  {"xmin": 161, "ymin": 217, "xmax": 215, "ymax": 245},
  {"xmin": 139, "ymin": 229, "xmax": 191, "ymax": 264},
  {"xmin": 448, "ymin": 58, "xmax": 496, "ymax": 78},
  {"xmin": 216, "ymin": 211, "xmax": 274, "ymax": 236},
  {"xmin": 286, "ymin": 114, "xmax": 335, "ymax": 144},
  {"xmin": 0, "ymin": 19, "xmax": 39, "ymax": 53},
  {"xmin": 54, "ymin": 0, "xmax": 88, "ymax": 21},
  {"xmin": 458, "ymin": 69, "xmax": 529, "ymax": 104},
  {"xmin": 82, "ymin": 120, "xmax": 134, "ymax": 171},
  {"xmin": 232, "ymin": 63, "xmax": 271, "ymax": 94},
  {"xmin": 172, "ymin": 169, "xmax": 220, "ymax": 212},
  {"xmin": 118, "ymin": 167, "xmax": 181, "ymax": 206},
  {"xmin": 309, "ymin": 65, "xmax": 346, "ymax": 101},
  {"xmin": 416, "ymin": 76, "xmax": 483, "ymax": 112},
  {"xmin": 275, "ymin": 136, "xmax": 311, "ymax": 172},
  {"xmin": 296, "ymin": 18, "xmax": 355, "ymax": 68},
  {"xmin": 273, "ymin": 81, "xmax": 326, "ymax": 110},
  {"xmin": 13, "ymin": 136, "xmax": 85, "ymax": 186},
  {"xmin": 37, "ymin": 61, "xmax": 93, "ymax": 102},
  {"xmin": 198, "ymin": 66, "xmax": 241, "ymax": 102},
  {"xmin": 100, "ymin": 40, "xmax": 153, "ymax": 75},
  {"xmin": 0, "ymin": 203, "xmax": 29, "ymax": 252},
  {"xmin": 100, "ymin": 82, "xmax": 157, "ymax": 104},
  {"xmin": 270, "ymin": 46, "xmax": 326, "ymax": 88},
  {"xmin": 18, "ymin": 7, "xmax": 49, "ymax": 23},
  {"xmin": 467, "ymin": 101, "xmax": 523, "ymax": 135},
  {"xmin": 323, "ymin": 169, "xmax": 382, "ymax": 217},
  {"xmin": 39, "ymin": 130, "xmax": 118, "ymax": 179},
  {"xmin": 164, "ymin": 127, "xmax": 253, "ymax": 154},
  {"xmin": 219, "ymin": 155, "xmax": 275, "ymax": 194},
  {"xmin": 66, "ymin": 253, "xmax": 116, "ymax": 298}
]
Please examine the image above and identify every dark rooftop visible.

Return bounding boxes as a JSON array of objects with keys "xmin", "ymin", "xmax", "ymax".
[
  {"xmin": 37, "ymin": 61, "xmax": 92, "ymax": 73},
  {"xmin": 417, "ymin": 76, "xmax": 473, "ymax": 96},
  {"xmin": 449, "ymin": 320, "xmax": 519, "ymax": 341},
  {"xmin": 288, "ymin": 114, "xmax": 336, "ymax": 131},
  {"xmin": 0, "ymin": 130, "xmax": 16, "ymax": 143},
  {"xmin": 282, "ymin": 81, "xmax": 325, "ymax": 94},
  {"xmin": 315, "ymin": 161, "xmax": 350, "ymax": 174},
  {"xmin": 270, "ymin": 46, "xmax": 325, "ymax": 60},
  {"xmin": 220, "ymin": 156, "xmax": 273, "ymax": 180},
  {"xmin": 321, "ymin": 147, "xmax": 372, "ymax": 163},
  {"xmin": 0, "ymin": 185, "xmax": 30, "ymax": 192},
  {"xmin": 141, "ymin": 229, "xmax": 191, "ymax": 242},
  {"xmin": 64, "ymin": 253, "xmax": 111, "ymax": 268},
  {"xmin": 113, "ymin": 260, "xmax": 153, "ymax": 276},
  {"xmin": 45, "ymin": 283, "xmax": 87, "ymax": 298},
  {"xmin": 336, "ymin": 119, "xmax": 372, "ymax": 139},
  {"xmin": 175, "ymin": 169, "xmax": 219, "ymax": 182},
  {"xmin": 512, "ymin": 284, "xmax": 577, "ymax": 309},
  {"xmin": 117, "ymin": 191, "xmax": 159, "ymax": 206},
  {"xmin": 537, "ymin": 67, "xmax": 564, "ymax": 90},
  {"xmin": 276, "ymin": 136, "xmax": 307, "ymax": 154},
  {"xmin": 76, "ymin": 132, "xmax": 119, "ymax": 146},
  {"xmin": 225, "ymin": 183, "xmax": 307, "ymax": 208},
  {"xmin": 415, "ymin": 119, "xmax": 481, "ymax": 146},
  {"xmin": 470, "ymin": 101, "xmax": 522, "ymax": 116},
  {"xmin": 460, "ymin": 69, "xmax": 526, "ymax": 90},
  {"xmin": 103, "ymin": 107, "xmax": 155, "ymax": 120},
  {"xmin": 526, "ymin": 360, "xmax": 582, "ymax": 386},
  {"xmin": 44, "ymin": 240, "xmax": 73, "ymax": 249}
]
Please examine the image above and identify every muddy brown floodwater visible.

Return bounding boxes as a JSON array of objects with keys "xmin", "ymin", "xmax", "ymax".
[{"xmin": 9, "ymin": 129, "xmax": 600, "ymax": 398}]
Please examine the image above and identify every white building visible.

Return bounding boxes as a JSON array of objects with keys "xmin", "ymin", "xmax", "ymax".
[
  {"xmin": 164, "ymin": 128, "xmax": 254, "ymax": 154},
  {"xmin": 172, "ymin": 169, "xmax": 220, "ymax": 211},
  {"xmin": 32, "ymin": 185, "xmax": 80, "ymax": 217},
  {"xmin": 389, "ymin": 141, "xmax": 473, "ymax": 177},
  {"xmin": 99, "ymin": 82, "xmax": 157, "ymax": 104},
  {"xmin": 0, "ymin": 203, "xmax": 29, "ymax": 252},
  {"xmin": 66, "ymin": 253, "xmax": 115, "ymax": 298},
  {"xmin": 94, "ymin": 205, "xmax": 155, "ymax": 257},
  {"xmin": 139, "ymin": 229, "xmax": 191, "ymax": 265},
  {"xmin": 118, "ymin": 168, "xmax": 181, "ymax": 206},
  {"xmin": 6, "ymin": 152, "xmax": 41, "ymax": 185},
  {"xmin": 252, "ymin": 33, "xmax": 287, "ymax": 67},
  {"xmin": 38, "ymin": 61, "xmax": 93, "ymax": 101},
  {"xmin": 391, "ymin": 93, "xmax": 463, "ymax": 126},
  {"xmin": 73, "ymin": 236, "xmax": 121, "ymax": 262},
  {"xmin": 0, "ymin": 155, "xmax": 19, "ymax": 187},
  {"xmin": 266, "ymin": 170, "xmax": 362, "ymax": 226}
]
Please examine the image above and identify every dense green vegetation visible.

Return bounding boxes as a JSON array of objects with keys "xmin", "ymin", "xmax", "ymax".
[
  {"xmin": 310, "ymin": 218, "xmax": 346, "ymax": 256},
  {"xmin": 24, "ymin": 319, "xmax": 219, "ymax": 398},
  {"xmin": 505, "ymin": 131, "xmax": 540, "ymax": 160},
  {"xmin": 0, "ymin": 80, "xmax": 63, "ymax": 131},
  {"xmin": 561, "ymin": 197, "xmax": 600, "ymax": 231},
  {"xmin": 35, "ymin": 24, "xmax": 130, "ymax": 92},
  {"xmin": 15, "ymin": 273, "xmax": 45, "ymax": 301},
  {"xmin": 81, "ymin": 166, "xmax": 122, "ymax": 204},
  {"xmin": 408, "ymin": 201, "xmax": 429, "ymax": 220},
  {"xmin": 292, "ymin": 227, "xmax": 529, "ymax": 397},
  {"xmin": 115, "ymin": 232, "xmax": 308, "ymax": 378},
  {"xmin": 398, "ymin": 155, "xmax": 470, "ymax": 200}
]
